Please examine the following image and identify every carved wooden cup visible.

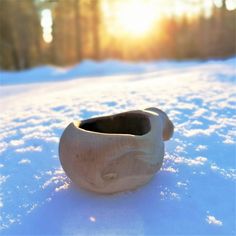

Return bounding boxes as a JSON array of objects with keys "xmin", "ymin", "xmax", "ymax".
[{"xmin": 59, "ymin": 107, "xmax": 174, "ymax": 194}]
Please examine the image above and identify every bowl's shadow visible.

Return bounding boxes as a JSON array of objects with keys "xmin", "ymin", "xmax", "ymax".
[{"xmin": 4, "ymin": 175, "xmax": 171, "ymax": 236}]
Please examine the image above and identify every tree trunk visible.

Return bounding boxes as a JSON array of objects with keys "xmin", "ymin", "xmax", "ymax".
[{"xmin": 91, "ymin": 0, "xmax": 100, "ymax": 60}]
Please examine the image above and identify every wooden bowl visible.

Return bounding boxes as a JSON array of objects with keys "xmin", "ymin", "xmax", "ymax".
[{"xmin": 59, "ymin": 107, "xmax": 174, "ymax": 194}]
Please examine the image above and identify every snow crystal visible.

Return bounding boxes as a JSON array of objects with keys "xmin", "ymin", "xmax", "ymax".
[
  {"xmin": 18, "ymin": 159, "xmax": 31, "ymax": 165},
  {"xmin": 174, "ymin": 156, "xmax": 207, "ymax": 166},
  {"xmin": 0, "ymin": 175, "xmax": 9, "ymax": 185},
  {"xmin": 206, "ymin": 215, "xmax": 223, "ymax": 226},
  {"xmin": 15, "ymin": 146, "xmax": 42, "ymax": 153},
  {"xmin": 176, "ymin": 182, "xmax": 188, "ymax": 187},
  {"xmin": 0, "ymin": 142, "xmax": 8, "ymax": 154},
  {"xmin": 175, "ymin": 145, "xmax": 186, "ymax": 153},
  {"xmin": 55, "ymin": 182, "xmax": 69, "ymax": 192},
  {"xmin": 0, "ymin": 196, "xmax": 3, "ymax": 208},
  {"xmin": 196, "ymin": 145, "xmax": 208, "ymax": 151},
  {"xmin": 89, "ymin": 216, "xmax": 96, "ymax": 222},
  {"xmin": 162, "ymin": 166, "xmax": 178, "ymax": 173},
  {"xmin": 9, "ymin": 140, "xmax": 24, "ymax": 146}
]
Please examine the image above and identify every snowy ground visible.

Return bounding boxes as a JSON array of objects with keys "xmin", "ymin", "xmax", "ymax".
[{"xmin": 0, "ymin": 58, "xmax": 235, "ymax": 235}]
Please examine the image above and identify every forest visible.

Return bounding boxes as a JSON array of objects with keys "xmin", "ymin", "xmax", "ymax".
[{"xmin": 0, "ymin": 0, "xmax": 235, "ymax": 70}]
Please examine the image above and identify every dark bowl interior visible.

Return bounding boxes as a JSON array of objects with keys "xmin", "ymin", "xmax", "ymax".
[{"xmin": 79, "ymin": 112, "xmax": 151, "ymax": 136}]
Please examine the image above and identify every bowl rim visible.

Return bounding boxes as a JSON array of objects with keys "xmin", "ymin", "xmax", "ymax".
[{"xmin": 71, "ymin": 110, "xmax": 157, "ymax": 138}]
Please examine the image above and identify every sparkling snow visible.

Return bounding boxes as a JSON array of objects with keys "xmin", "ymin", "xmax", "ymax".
[{"xmin": 0, "ymin": 58, "xmax": 235, "ymax": 235}]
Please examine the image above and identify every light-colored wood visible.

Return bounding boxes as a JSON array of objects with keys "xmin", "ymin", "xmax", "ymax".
[{"xmin": 59, "ymin": 107, "xmax": 174, "ymax": 194}]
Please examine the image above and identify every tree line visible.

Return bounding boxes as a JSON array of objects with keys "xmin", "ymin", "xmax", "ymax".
[{"xmin": 0, "ymin": 0, "xmax": 235, "ymax": 70}]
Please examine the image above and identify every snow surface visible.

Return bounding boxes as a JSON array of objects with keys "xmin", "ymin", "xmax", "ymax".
[{"xmin": 0, "ymin": 58, "xmax": 236, "ymax": 235}]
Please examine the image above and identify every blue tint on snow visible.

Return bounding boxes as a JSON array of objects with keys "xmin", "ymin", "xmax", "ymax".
[{"xmin": 0, "ymin": 58, "xmax": 235, "ymax": 235}]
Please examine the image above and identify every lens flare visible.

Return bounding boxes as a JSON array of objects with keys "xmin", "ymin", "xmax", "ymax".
[{"xmin": 103, "ymin": 0, "xmax": 158, "ymax": 37}]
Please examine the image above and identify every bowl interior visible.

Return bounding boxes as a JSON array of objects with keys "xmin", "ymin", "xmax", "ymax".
[{"xmin": 79, "ymin": 112, "xmax": 151, "ymax": 136}]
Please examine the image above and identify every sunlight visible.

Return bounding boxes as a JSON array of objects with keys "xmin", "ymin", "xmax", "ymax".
[
  {"xmin": 41, "ymin": 9, "xmax": 53, "ymax": 43},
  {"xmin": 226, "ymin": 0, "xmax": 236, "ymax": 10},
  {"xmin": 102, "ymin": 0, "xmax": 215, "ymax": 38},
  {"xmin": 103, "ymin": 0, "xmax": 158, "ymax": 37}
]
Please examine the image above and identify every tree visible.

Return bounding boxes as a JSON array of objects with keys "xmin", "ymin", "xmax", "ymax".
[
  {"xmin": 90, "ymin": 0, "xmax": 100, "ymax": 60},
  {"xmin": 0, "ymin": 0, "xmax": 42, "ymax": 70},
  {"xmin": 74, "ymin": 0, "xmax": 82, "ymax": 61}
]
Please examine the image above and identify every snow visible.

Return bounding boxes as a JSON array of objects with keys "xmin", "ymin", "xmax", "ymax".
[
  {"xmin": 206, "ymin": 215, "xmax": 223, "ymax": 226},
  {"xmin": 0, "ymin": 57, "xmax": 235, "ymax": 235}
]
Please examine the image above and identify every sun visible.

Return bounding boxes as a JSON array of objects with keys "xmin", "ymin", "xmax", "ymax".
[{"xmin": 103, "ymin": 0, "xmax": 158, "ymax": 37}]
